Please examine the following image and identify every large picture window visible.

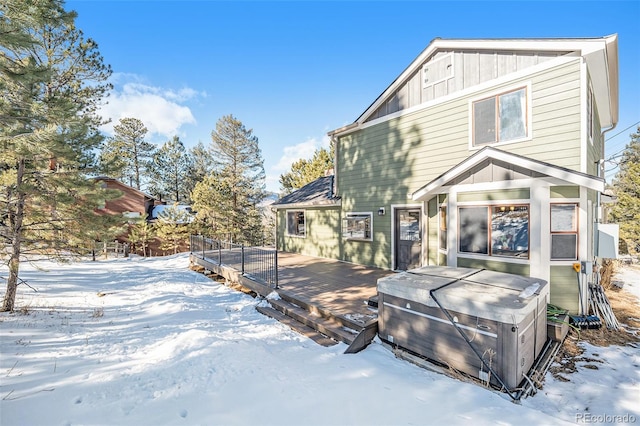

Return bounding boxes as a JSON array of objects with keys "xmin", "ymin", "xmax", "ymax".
[
  {"xmin": 472, "ymin": 87, "xmax": 528, "ymax": 146},
  {"xmin": 490, "ymin": 206, "xmax": 529, "ymax": 257},
  {"xmin": 286, "ymin": 210, "xmax": 305, "ymax": 237},
  {"xmin": 343, "ymin": 213, "xmax": 372, "ymax": 241},
  {"xmin": 550, "ymin": 204, "xmax": 578, "ymax": 260},
  {"xmin": 459, "ymin": 207, "xmax": 489, "ymax": 254},
  {"xmin": 459, "ymin": 205, "xmax": 529, "ymax": 258}
]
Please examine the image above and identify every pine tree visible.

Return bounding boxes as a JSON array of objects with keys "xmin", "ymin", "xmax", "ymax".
[
  {"xmin": 153, "ymin": 204, "xmax": 191, "ymax": 255},
  {"xmin": 100, "ymin": 117, "xmax": 155, "ymax": 190},
  {"xmin": 191, "ymin": 170, "xmax": 235, "ymax": 239},
  {"xmin": 191, "ymin": 115, "xmax": 266, "ymax": 245},
  {"xmin": 1, "ymin": 0, "xmax": 116, "ymax": 311},
  {"xmin": 128, "ymin": 214, "xmax": 154, "ymax": 257},
  {"xmin": 148, "ymin": 136, "xmax": 190, "ymax": 202},
  {"xmin": 185, "ymin": 141, "xmax": 213, "ymax": 203},
  {"xmin": 279, "ymin": 141, "xmax": 334, "ymax": 194},
  {"xmin": 610, "ymin": 127, "xmax": 640, "ymax": 254}
]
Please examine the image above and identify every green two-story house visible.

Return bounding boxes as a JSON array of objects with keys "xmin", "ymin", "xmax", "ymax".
[{"xmin": 273, "ymin": 35, "xmax": 619, "ymax": 314}]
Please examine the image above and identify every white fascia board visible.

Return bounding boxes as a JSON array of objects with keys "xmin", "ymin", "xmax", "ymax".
[
  {"xmin": 331, "ymin": 55, "xmax": 578, "ymax": 139},
  {"xmin": 271, "ymin": 200, "xmax": 341, "ymax": 210},
  {"xmin": 332, "ymin": 36, "xmax": 617, "ymax": 137},
  {"xmin": 411, "ymin": 148, "xmax": 605, "ymax": 201}
]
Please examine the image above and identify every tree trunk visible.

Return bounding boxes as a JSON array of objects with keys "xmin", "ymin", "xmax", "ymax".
[{"xmin": 2, "ymin": 159, "xmax": 26, "ymax": 312}]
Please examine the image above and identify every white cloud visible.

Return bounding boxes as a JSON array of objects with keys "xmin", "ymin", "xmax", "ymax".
[
  {"xmin": 99, "ymin": 76, "xmax": 204, "ymax": 141},
  {"xmin": 272, "ymin": 135, "xmax": 331, "ymax": 173}
]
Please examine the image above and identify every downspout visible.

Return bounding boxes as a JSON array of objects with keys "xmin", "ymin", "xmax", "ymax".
[
  {"xmin": 595, "ymin": 123, "xmax": 617, "ymax": 259},
  {"xmin": 598, "ymin": 123, "xmax": 618, "ymax": 221},
  {"xmin": 330, "ymin": 135, "xmax": 339, "ymax": 198}
]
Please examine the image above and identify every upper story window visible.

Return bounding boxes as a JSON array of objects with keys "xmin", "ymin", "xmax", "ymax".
[
  {"xmin": 343, "ymin": 212, "xmax": 372, "ymax": 241},
  {"xmin": 472, "ymin": 86, "xmax": 528, "ymax": 147},
  {"xmin": 286, "ymin": 210, "xmax": 305, "ymax": 237}
]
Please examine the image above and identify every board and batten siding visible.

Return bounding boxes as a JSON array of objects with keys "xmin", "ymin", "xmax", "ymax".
[
  {"xmin": 366, "ymin": 50, "xmax": 565, "ymax": 122},
  {"xmin": 277, "ymin": 208, "xmax": 341, "ymax": 259}
]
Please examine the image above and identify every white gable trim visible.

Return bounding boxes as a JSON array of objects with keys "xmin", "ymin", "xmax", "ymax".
[
  {"xmin": 329, "ymin": 35, "xmax": 618, "ymax": 138},
  {"xmin": 330, "ymin": 55, "xmax": 578, "ymax": 138},
  {"xmin": 411, "ymin": 147, "xmax": 604, "ymax": 201}
]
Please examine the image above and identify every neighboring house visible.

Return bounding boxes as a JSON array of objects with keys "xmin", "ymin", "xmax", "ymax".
[
  {"xmin": 95, "ymin": 177, "xmax": 159, "ymax": 220},
  {"xmin": 273, "ymin": 35, "xmax": 619, "ymax": 314}
]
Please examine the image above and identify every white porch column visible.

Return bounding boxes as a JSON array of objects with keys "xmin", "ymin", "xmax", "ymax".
[
  {"xmin": 447, "ymin": 188, "xmax": 457, "ymax": 267},
  {"xmin": 530, "ymin": 180, "xmax": 549, "ymax": 284}
]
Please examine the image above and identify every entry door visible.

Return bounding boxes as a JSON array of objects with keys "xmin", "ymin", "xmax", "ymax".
[{"xmin": 395, "ymin": 209, "xmax": 422, "ymax": 270}]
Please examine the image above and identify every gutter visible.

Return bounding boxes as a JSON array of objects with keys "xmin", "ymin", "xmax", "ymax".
[{"xmin": 327, "ymin": 122, "xmax": 359, "ymax": 138}]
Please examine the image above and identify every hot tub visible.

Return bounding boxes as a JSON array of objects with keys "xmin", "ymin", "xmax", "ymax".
[{"xmin": 377, "ymin": 266, "xmax": 548, "ymax": 390}]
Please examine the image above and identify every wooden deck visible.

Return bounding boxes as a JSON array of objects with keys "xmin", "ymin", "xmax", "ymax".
[
  {"xmin": 276, "ymin": 252, "xmax": 394, "ymax": 324},
  {"xmin": 190, "ymin": 250, "xmax": 395, "ymax": 351}
]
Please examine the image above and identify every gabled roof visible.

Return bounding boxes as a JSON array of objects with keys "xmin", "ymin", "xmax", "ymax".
[
  {"xmin": 272, "ymin": 175, "xmax": 341, "ymax": 209},
  {"xmin": 95, "ymin": 176, "xmax": 155, "ymax": 200},
  {"xmin": 411, "ymin": 147, "xmax": 605, "ymax": 201},
  {"xmin": 329, "ymin": 35, "xmax": 618, "ymax": 137}
]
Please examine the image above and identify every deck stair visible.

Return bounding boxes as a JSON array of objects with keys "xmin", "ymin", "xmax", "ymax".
[{"xmin": 256, "ymin": 290, "xmax": 378, "ymax": 354}]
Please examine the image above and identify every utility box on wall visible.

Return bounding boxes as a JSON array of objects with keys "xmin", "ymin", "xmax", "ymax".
[{"xmin": 596, "ymin": 223, "xmax": 619, "ymax": 259}]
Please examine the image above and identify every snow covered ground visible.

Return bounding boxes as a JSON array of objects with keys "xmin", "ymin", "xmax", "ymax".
[{"xmin": 1, "ymin": 254, "xmax": 638, "ymax": 426}]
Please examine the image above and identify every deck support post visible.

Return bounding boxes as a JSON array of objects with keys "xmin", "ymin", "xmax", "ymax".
[
  {"xmin": 274, "ymin": 249, "xmax": 279, "ymax": 289},
  {"xmin": 241, "ymin": 245, "xmax": 245, "ymax": 274}
]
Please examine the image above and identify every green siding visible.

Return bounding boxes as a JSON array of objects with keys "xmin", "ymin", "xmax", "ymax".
[
  {"xmin": 549, "ymin": 265, "xmax": 580, "ymax": 313},
  {"xmin": 587, "ymin": 69, "xmax": 605, "ymax": 176},
  {"xmin": 503, "ymin": 60, "xmax": 583, "ymax": 170},
  {"xmin": 342, "ymin": 211, "xmax": 390, "ymax": 268},
  {"xmin": 457, "ymin": 257, "xmax": 530, "ymax": 276},
  {"xmin": 457, "ymin": 188, "xmax": 530, "ymax": 203},
  {"xmin": 277, "ymin": 208, "xmax": 341, "ymax": 259},
  {"xmin": 332, "ymin": 57, "xmax": 584, "ymax": 269},
  {"xmin": 550, "ymin": 186, "xmax": 579, "ymax": 199}
]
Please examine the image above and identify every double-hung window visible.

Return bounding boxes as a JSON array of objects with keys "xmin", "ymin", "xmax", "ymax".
[
  {"xmin": 550, "ymin": 204, "xmax": 578, "ymax": 260},
  {"xmin": 472, "ymin": 87, "xmax": 528, "ymax": 146},
  {"xmin": 286, "ymin": 210, "xmax": 305, "ymax": 237}
]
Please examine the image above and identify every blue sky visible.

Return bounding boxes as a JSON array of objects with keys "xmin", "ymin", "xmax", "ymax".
[{"xmin": 67, "ymin": 0, "xmax": 640, "ymax": 193}]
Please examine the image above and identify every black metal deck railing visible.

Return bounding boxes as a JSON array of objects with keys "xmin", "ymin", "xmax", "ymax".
[{"xmin": 190, "ymin": 235, "xmax": 278, "ymax": 288}]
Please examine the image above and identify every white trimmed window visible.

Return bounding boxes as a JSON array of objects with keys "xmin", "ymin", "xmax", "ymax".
[
  {"xmin": 458, "ymin": 205, "xmax": 530, "ymax": 258},
  {"xmin": 342, "ymin": 212, "xmax": 372, "ymax": 241},
  {"xmin": 472, "ymin": 86, "xmax": 528, "ymax": 146},
  {"xmin": 286, "ymin": 210, "xmax": 305, "ymax": 237},
  {"xmin": 550, "ymin": 204, "xmax": 578, "ymax": 260}
]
